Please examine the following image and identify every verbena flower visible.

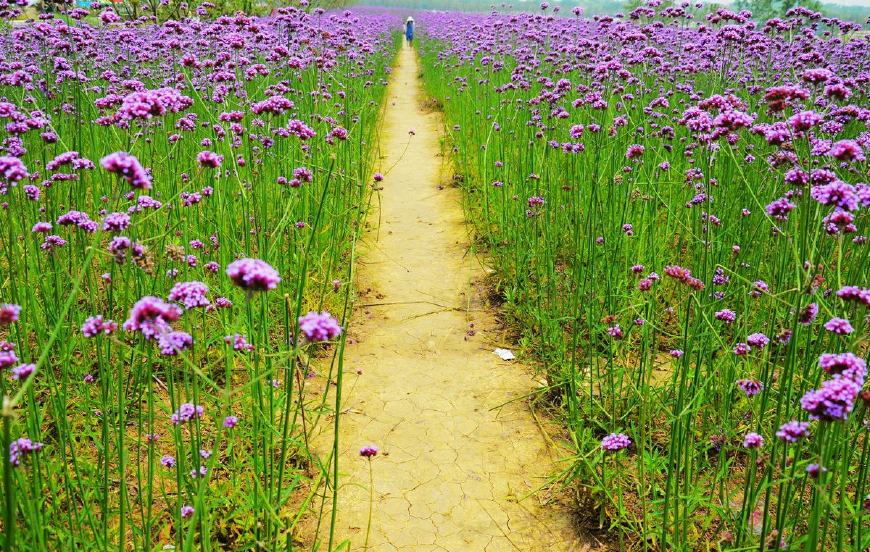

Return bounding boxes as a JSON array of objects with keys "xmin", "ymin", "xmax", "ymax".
[
  {"xmin": 743, "ymin": 432, "xmax": 764, "ymax": 449},
  {"xmin": 9, "ymin": 437, "xmax": 43, "ymax": 467},
  {"xmin": 171, "ymin": 403, "xmax": 204, "ymax": 424},
  {"xmin": 157, "ymin": 331, "xmax": 193, "ymax": 356},
  {"xmin": 801, "ymin": 378, "xmax": 861, "ymax": 421},
  {"xmin": 10, "ymin": 363, "xmax": 35, "ymax": 380},
  {"xmin": 224, "ymin": 334, "xmax": 254, "ymax": 351},
  {"xmin": 601, "ymin": 433, "xmax": 631, "ymax": 451},
  {"xmin": 0, "ymin": 303, "xmax": 22, "ymax": 325},
  {"xmin": 746, "ymin": 333, "xmax": 769, "ymax": 349},
  {"xmin": 359, "ymin": 445, "xmax": 378, "ymax": 458},
  {"xmin": 798, "ymin": 303, "xmax": 818, "ymax": 325},
  {"xmin": 168, "ymin": 281, "xmax": 210, "ymax": 309},
  {"xmin": 824, "ymin": 317, "xmax": 854, "ymax": 335},
  {"xmin": 298, "ymin": 312, "xmax": 343, "ymax": 342},
  {"xmin": 100, "ymin": 152, "xmax": 152, "ymax": 190},
  {"xmin": 226, "ymin": 258, "xmax": 281, "ymax": 291},
  {"xmin": 123, "ymin": 296, "xmax": 182, "ymax": 340},
  {"xmin": 736, "ymin": 379, "xmax": 763, "ymax": 397},
  {"xmin": 81, "ymin": 315, "xmax": 118, "ymax": 337},
  {"xmin": 818, "ymin": 352, "xmax": 866, "ymax": 384},
  {"xmin": 775, "ymin": 421, "xmax": 810, "ymax": 443},
  {"xmin": 197, "ymin": 150, "xmax": 223, "ymax": 168}
]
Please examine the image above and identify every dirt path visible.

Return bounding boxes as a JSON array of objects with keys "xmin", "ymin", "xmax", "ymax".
[{"xmin": 314, "ymin": 44, "xmax": 589, "ymax": 552}]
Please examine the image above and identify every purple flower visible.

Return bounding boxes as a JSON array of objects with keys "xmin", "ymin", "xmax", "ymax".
[
  {"xmin": 223, "ymin": 415, "xmax": 238, "ymax": 429},
  {"xmin": 171, "ymin": 403, "xmax": 204, "ymax": 424},
  {"xmin": 788, "ymin": 110, "xmax": 823, "ymax": 131},
  {"xmin": 715, "ymin": 309, "xmax": 736, "ymax": 324},
  {"xmin": 123, "ymin": 296, "xmax": 182, "ymax": 340},
  {"xmin": 0, "ymin": 344, "xmax": 18, "ymax": 369},
  {"xmin": 749, "ymin": 280, "xmax": 769, "ymax": 298},
  {"xmin": 160, "ymin": 455, "xmax": 176, "ymax": 468},
  {"xmin": 829, "ymin": 140, "xmax": 865, "ymax": 162},
  {"xmin": 359, "ymin": 444, "xmax": 378, "ymax": 458},
  {"xmin": 806, "ymin": 464, "xmax": 827, "ymax": 479},
  {"xmin": 811, "ymin": 181, "xmax": 859, "ymax": 211},
  {"xmin": 101, "ymin": 212, "xmax": 131, "ymax": 232},
  {"xmin": 0, "ymin": 156, "xmax": 28, "ymax": 184},
  {"xmin": 824, "ymin": 317, "xmax": 854, "ymax": 335},
  {"xmin": 224, "ymin": 334, "xmax": 254, "ymax": 352},
  {"xmin": 23, "ymin": 185, "xmax": 39, "ymax": 201},
  {"xmin": 743, "ymin": 432, "xmax": 764, "ymax": 449},
  {"xmin": 298, "ymin": 311, "xmax": 343, "ymax": 342},
  {"xmin": 100, "ymin": 152, "xmax": 152, "ymax": 190},
  {"xmin": 0, "ymin": 304, "xmax": 22, "ymax": 325},
  {"xmin": 169, "ymin": 281, "xmax": 210, "ymax": 309},
  {"xmin": 818, "ymin": 352, "xmax": 866, "ymax": 384},
  {"xmin": 798, "ymin": 303, "xmax": 818, "ymax": 325},
  {"xmin": 117, "ymin": 88, "xmax": 193, "ymax": 121},
  {"xmin": 41, "ymin": 235, "xmax": 68, "ymax": 251},
  {"xmin": 81, "ymin": 316, "xmax": 118, "ymax": 337},
  {"xmin": 733, "ymin": 343, "xmax": 751, "ymax": 356},
  {"xmin": 157, "ymin": 331, "xmax": 193, "ymax": 356},
  {"xmin": 837, "ymin": 286, "xmax": 870, "ymax": 308},
  {"xmin": 181, "ymin": 505, "xmax": 195, "ymax": 518},
  {"xmin": 10, "ymin": 363, "xmax": 34, "ymax": 380},
  {"xmin": 736, "ymin": 379, "xmax": 763, "ymax": 397},
  {"xmin": 45, "ymin": 151, "xmax": 81, "ymax": 171},
  {"xmin": 226, "ymin": 258, "xmax": 281, "ymax": 292},
  {"xmin": 746, "ymin": 333, "xmax": 769, "ymax": 349},
  {"xmin": 801, "ymin": 378, "xmax": 861, "ymax": 421},
  {"xmin": 197, "ymin": 151, "xmax": 223, "ymax": 168},
  {"xmin": 601, "ymin": 433, "xmax": 631, "ymax": 451},
  {"xmin": 9, "ymin": 437, "xmax": 43, "ymax": 467},
  {"xmin": 775, "ymin": 421, "xmax": 810, "ymax": 443},
  {"xmin": 626, "ymin": 144, "xmax": 645, "ymax": 159},
  {"xmin": 765, "ymin": 198, "xmax": 796, "ymax": 221}
]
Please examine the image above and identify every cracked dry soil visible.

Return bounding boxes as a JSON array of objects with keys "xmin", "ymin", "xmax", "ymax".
[{"xmin": 313, "ymin": 44, "xmax": 595, "ymax": 551}]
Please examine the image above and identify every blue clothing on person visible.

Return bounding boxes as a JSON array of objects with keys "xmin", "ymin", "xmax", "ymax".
[{"xmin": 405, "ymin": 19, "xmax": 414, "ymax": 43}]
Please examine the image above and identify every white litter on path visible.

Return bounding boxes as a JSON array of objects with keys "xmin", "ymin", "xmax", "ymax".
[{"xmin": 493, "ymin": 348, "xmax": 515, "ymax": 361}]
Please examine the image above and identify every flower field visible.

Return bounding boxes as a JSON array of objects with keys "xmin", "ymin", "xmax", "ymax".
[
  {"xmin": 4, "ymin": 1, "xmax": 870, "ymax": 551},
  {"xmin": 420, "ymin": 5, "xmax": 870, "ymax": 550},
  {"xmin": 416, "ymin": 5, "xmax": 870, "ymax": 551},
  {"xmin": 0, "ymin": 6, "xmax": 399, "ymax": 551}
]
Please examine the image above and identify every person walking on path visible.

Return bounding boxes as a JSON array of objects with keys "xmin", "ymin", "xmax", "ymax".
[{"xmin": 405, "ymin": 16, "xmax": 414, "ymax": 46}]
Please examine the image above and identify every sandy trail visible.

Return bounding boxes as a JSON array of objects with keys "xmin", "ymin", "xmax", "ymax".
[{"xmin": 314, "ymin": 44, "xmax": 588, "ymax": 552}]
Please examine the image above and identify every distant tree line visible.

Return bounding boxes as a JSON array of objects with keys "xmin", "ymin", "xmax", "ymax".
[{"xmin": 364, "ymin": 0, "xmax": 869, "ymax": 27}]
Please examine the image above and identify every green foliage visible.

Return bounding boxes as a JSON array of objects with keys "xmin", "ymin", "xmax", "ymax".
[{"xmin": 733, "ymin": 0, "xmax": 823, "ymax": 21}]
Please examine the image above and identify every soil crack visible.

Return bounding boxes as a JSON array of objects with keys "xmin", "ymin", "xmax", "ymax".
[{"xmin": 314, "ymin": 43, "xmax": 591, "ymax": 552}]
